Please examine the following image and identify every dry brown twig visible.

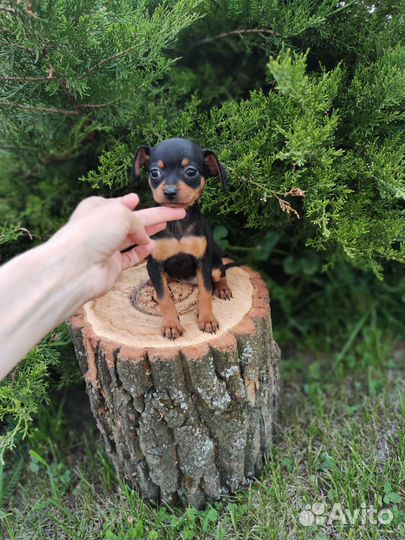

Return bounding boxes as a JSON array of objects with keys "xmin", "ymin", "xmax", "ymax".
[
  {"xmin": 16, "ymin": 227, "xmax": 34, "ymax": 240},
  {"xmin": 284, "ymin": 187, "xmax": 306, "ymax": 197},
  {"xmin": 274, "ymin": 195, "xmax": 301, "ymax": 219},
  {"xmin": 273, "ymin": 187, "xmax": 306, "ymax": 219}
]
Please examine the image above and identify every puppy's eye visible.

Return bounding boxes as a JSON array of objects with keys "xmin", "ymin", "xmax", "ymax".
[
  {"xmin": 150, "ymin": 168, "xmax": 161, "ymax": 179},
  {"xmin": 184, "ymin": 167, "xmax": 198, "ymax": 178}
]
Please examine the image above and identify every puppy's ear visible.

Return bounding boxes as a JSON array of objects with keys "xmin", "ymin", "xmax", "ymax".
[
  {"xmin": 132, "ymin": 145, "xmax": 150, "ymax": 185},
  {"xmin": 203, "ymin": 150, "xmax": 228, "ymax": 192}
]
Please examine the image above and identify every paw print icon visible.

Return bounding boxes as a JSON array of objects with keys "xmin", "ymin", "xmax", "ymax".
[{"xmin": 299, "ymin": 502, "xmax": 326, "ymax": 527}]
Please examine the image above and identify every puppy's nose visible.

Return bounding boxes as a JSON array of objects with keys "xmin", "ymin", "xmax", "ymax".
[{"xmin": 163, "ymin": 186, "xmax": 178, "ymax": 201}]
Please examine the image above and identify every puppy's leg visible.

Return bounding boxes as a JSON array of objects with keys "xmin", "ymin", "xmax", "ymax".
[
  {"xmin": 147, "ymin": 257, "xmax": 183, "ymax": 339},
  {"xmin": 212, "ymin": 268, "xmax": 232, "ymax": 300},
  {"xmin": 166, "ymin": 274, "xmax": 177, "ymax": 284},
  {"xmin": 196, "ymin": 259, "xmax": 219, "ymax": 333},
  {"xmin": 212, "ymin": 244, "xmax": 232, "ymax": 300}
]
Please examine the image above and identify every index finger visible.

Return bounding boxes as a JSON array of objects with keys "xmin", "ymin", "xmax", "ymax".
[
  {"xmin": 135, "ymin": 206, "xmax": 186, "ymax": 228},
  {"xmin": 120, "ymin": 193, "xmax": 140, "ymax": 210},
  {"xmin": 127, "ymin": 211, "xmax": 151, "ymax": 246}
]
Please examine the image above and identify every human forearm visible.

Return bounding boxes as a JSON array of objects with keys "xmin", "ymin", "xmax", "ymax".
[
  {"xmin": 0, "ymin": 233, "xmax": 89, "ymax": 379},
  {"xmin": 0, "ymin": 194, "xmax": 185, "ymax": 380}
]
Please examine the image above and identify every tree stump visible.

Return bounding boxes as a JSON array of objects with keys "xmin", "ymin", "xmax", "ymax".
[{"xmin": 68, "ymin": 261, "xmax": 280, "ymax": 508}]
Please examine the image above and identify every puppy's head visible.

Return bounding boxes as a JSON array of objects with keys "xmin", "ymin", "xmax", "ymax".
[{"xmin": 132, "ymin": 137, "xmax": 228, "ymax": 208}]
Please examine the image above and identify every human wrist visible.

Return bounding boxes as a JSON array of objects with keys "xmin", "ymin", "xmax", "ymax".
[
  {"xmin": 43, "ymin": 227, "xmax": 93, "ymax": 311},
  {"xmin": 0, "ymin": 222, "xmax": 102, "ymax": 378}
]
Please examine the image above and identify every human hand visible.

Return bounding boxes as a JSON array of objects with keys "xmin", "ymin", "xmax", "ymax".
[
  {"xmin": 51, "ymin": 193, "xmax": 185, "ymax": 300},
  {"xmin": 0, "ymin": 192, "xmax": 186, "ymax": 375}
]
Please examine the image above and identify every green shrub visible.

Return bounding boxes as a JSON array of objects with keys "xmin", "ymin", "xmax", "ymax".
[{"xmin": 1, "ymin": 0, "xmax": 404, "ymax": 461}]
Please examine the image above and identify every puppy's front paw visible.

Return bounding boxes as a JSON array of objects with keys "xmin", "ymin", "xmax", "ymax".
[
  {"xmin": 197, "ymin": 314, "xmax": 219, "ymax": 334},
  {"xmin": 161, "ymin": 318, "xmax": 183, "ymax": 340},
  {"xmin": 214, "ymin": 281, "xmax": 232, "ymax": 300}
]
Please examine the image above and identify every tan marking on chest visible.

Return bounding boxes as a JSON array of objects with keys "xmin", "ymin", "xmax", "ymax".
[{"xmin": 152, "ymin": 236, "xmax": 207, "ymax": 261}]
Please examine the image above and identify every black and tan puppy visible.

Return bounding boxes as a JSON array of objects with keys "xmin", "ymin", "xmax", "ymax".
[{"xmin": 132, "ymin": 137, "xmax": 232, "ymax": 339}]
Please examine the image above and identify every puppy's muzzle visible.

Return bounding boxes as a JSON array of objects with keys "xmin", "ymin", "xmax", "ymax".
[{"xmin": 163, "ymin": 186, "xmax": 178, "ymax": 202}]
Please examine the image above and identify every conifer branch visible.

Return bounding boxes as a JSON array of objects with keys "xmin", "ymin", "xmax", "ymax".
[
  {"xmin": 59, "ymin": 76, "xmax": 84, "ymax": 112},
  {"xmin": 78, "ymin": 46, "xmax": 135, "ymax": 80},
  {"xmin": 0, "ymin": 99, "xmax": 114, "ymax": 115},
  {"xmin": 0, "ymin": 72, "xmax": 115, "ymax": 110},
  {"xmin": 196, "ymin": 27, "xmax": 280, "ymax": 46},
  {"xmin": 40, "ymin": 152, "xmax": 78, "ymax": 165},
  {"xmin": 1, "ymin": 42, "xmax": 34, "ymax": 52},
  {"xmin": 0, "ymin": 6, "xmax": 16, "ymax": 15},
  {"xmin": 22, "ymin": 0, "xmax": 38, "ymax": 18},
  {"xmin": 0, "ymin": 75, "xmax": 50, "ymax": 82},
  {"xmin": 81, "ymin": 101, "xmax": 116, "ymax": 109},
  {"xmin": 0, "ymin": 100, "xmax": 81, "ymax": 116},
  {"xmin": 0, "ymin": 144, "xmax": 25, "ymax": 151},
  {"xmin": 0, "ymin": 1, "xmax": 37, "ymax": 17}
]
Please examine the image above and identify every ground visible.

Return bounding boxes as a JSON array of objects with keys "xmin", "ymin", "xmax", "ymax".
[{"xmin": 1, "ymin": 326, "xmax": 404, "ymax": 540}]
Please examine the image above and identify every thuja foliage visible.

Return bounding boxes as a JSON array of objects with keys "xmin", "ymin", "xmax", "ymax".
[
  {"xmin": 0, "ymin": 0, "xmax": 201, "ymax": 238},
  {"xmin": 0, "ymin": 326, "xmax": 69, "ymax": 464},
  {"xmin": 1, "ymin": 0, "xmax": 404, "ymax": 271},
  {"xmin": 0, "ymin": 1, "xmax": 404, "ymax": 457}
]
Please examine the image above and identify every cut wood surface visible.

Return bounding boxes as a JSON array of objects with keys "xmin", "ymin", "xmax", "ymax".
[{"xmin": 68, "ymin": 261, "xmax": 280, "ymax": 508}]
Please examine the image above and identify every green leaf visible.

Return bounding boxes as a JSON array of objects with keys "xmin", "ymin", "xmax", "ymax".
[
  {"xmin": 29, "ymin": 450, "xmax": 48, "ymax": 469},
  {"xmin": 255, "ymin": 231, "xmax": 281, "ymax": 261},
  {"xmin": 213, "ymin": 225, "xmax": 229, "ymax": 250},
  {"xmin": 300, "ymin": 254, "xmax": 320, "ymax": 276},
  {"xmin": 384, "ymin": 481, "xmax": 393, "ymax": 494},
  {"xmin": 327, "ymin": 489, "xmax": 337, "ymax": 502},
  {"xmin": 104, "ymin": 530, "xmax": 120, "ymax": 540},
  {"xmin": 384, "ymin": 491, "xmax": 402, "ymax": 504},
  {"xmin": 283, "ymin": 255, "xmax": 300, "ymax": 275},
  {"xmin": 128, "ymin": 522, "xmax": 145, "ymax": 539},
  {"xmin": 206, "ymin": 507, "xmax": 219, "ymax": 522}
]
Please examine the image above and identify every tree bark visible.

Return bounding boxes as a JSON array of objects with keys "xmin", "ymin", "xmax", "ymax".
[{"xmin": 68, "ymin": 261, "xmax": 280, "ymax": 508}]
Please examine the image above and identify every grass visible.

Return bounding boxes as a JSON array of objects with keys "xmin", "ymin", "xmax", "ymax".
[{"xmin": 1, "ymin": 324, "xmax": 405, "ymax": 540}]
